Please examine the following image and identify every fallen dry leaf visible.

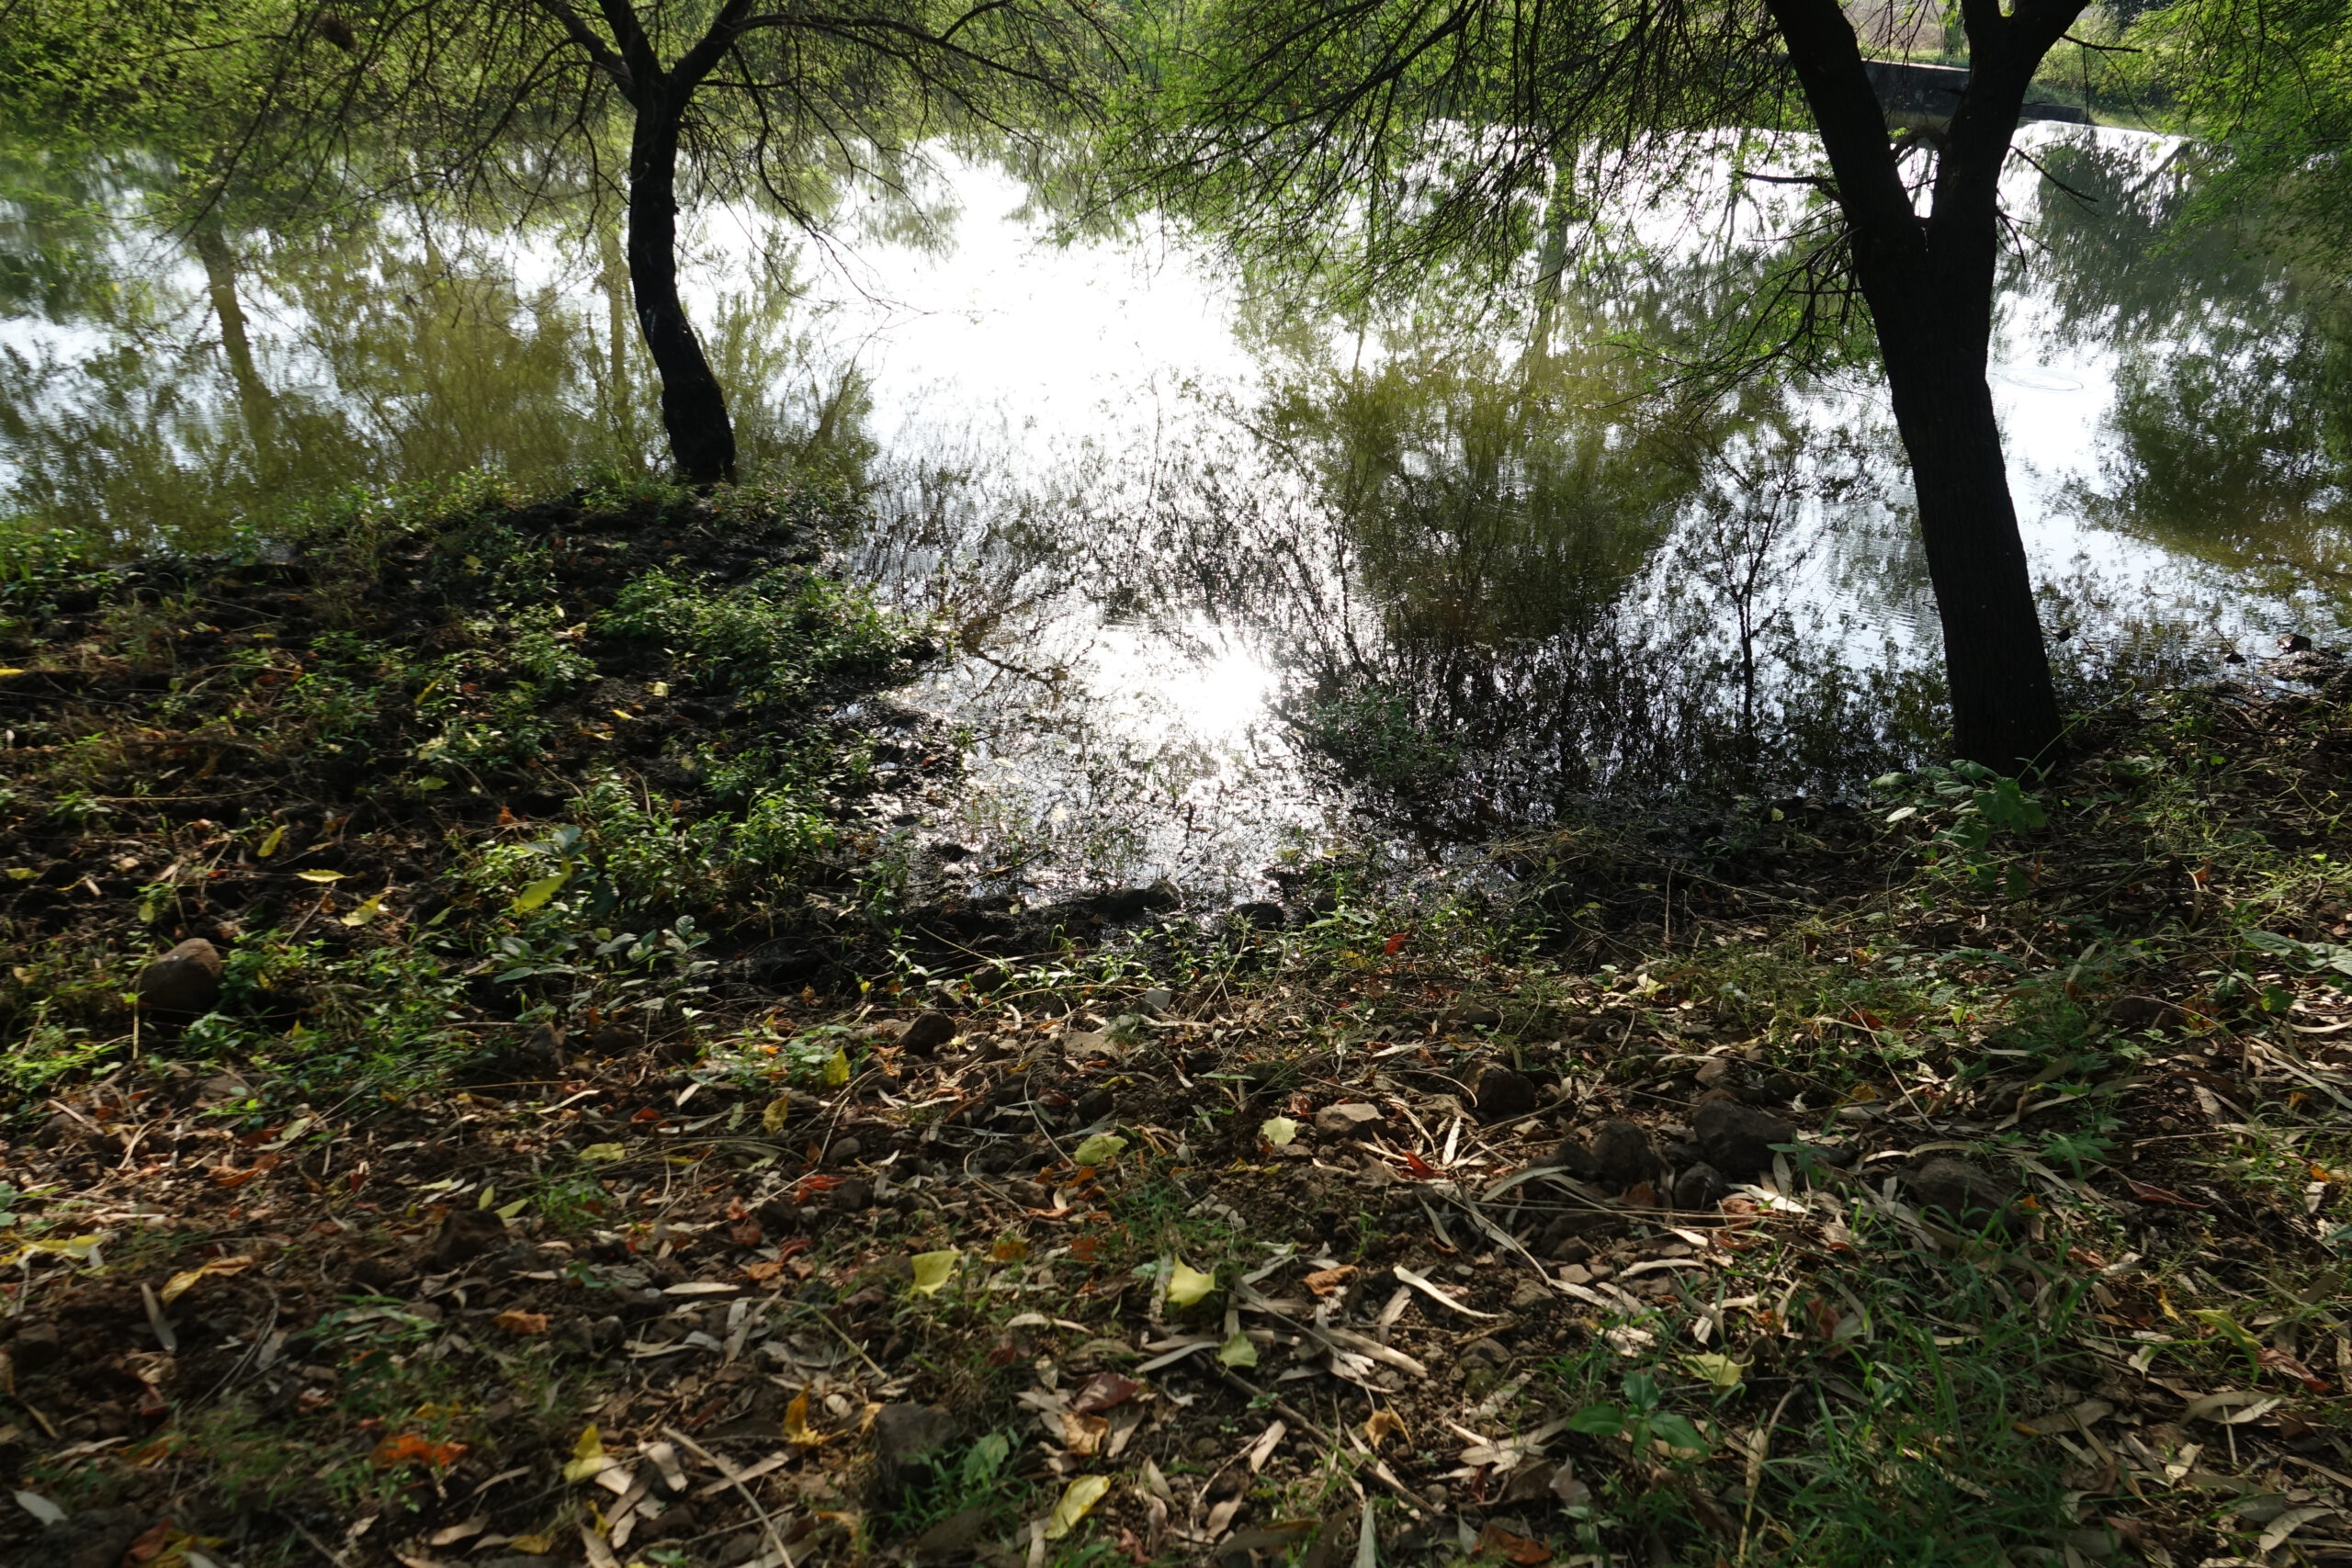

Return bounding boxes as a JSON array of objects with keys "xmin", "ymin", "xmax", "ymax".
[
  {"xmin": 1363, "ymin": 1408, "xmax": 1406, "ymax": 1450},
  {"xmin": 1069, "ymin": 1372, "xmax": 1140, "ymax": 1416},
  {"xmin": 492, "ymin": 1310, "xmax": 548, "ymax": 1336},
  {"xmin": 1303, "ymin": 1265, "xmax": 1359, "ymax": 1297},
  {"xmin": 1477, "ymin": 1523, "xmax": 1552, "ymax": 1564}
]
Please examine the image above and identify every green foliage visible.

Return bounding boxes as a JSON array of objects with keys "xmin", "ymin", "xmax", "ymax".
[{"xmin": 601, "ymin": 566, "xmax": 917, "ymax": 706}]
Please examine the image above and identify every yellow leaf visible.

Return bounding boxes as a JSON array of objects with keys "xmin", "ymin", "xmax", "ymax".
[
  {"xmin": 0, "ymin": 668, "xmax": 24, "ymax": 677},
  {"xmin": 1217, "ymin": 1332, "xmax": 1258, "ymax": 1369},
  {"xmin": 512, "ymin": 869, "xmax": 569, "ymax": 913},
  {"xmin": 820, "ymin": 1046, "xmax": 851, "ymax": 1087},
  {"xmin": 761, "ymin": 1096, "xmax": 791, "ymax": 1134},
  {"xmin": 1045, "ymin": 1474, "xmax": 1112, "ymax": 1540},
  {"xmin": 1363, "ymin": 1408, "xmax": 1407, "ymax": 1450},
  {"xmin": 910, "ymin": 1249, "xmax": 959, "ymax": 1296},
  {"xmin": 1071, "ymin": 1133, "xmax": 1126, "ymax": 1166},
  {"xmin": 1166, "ymin": 1261, "xmax": 1217, "ymax": 1308},
  {"xmin": 783, "ymin": 1391, "xmax": 826, "ymax": 1448},
  {"xmin": 340, "ymin": 893, "xmax": 386, "ymax": 927},
  {"xmin": 295, "ymin": 869, "xmax": 345, "ymax": 884},
  {"xmin": 495, "ymin": 1198, "xmax": 528, "ymax": 1220},
  {"xmin": 1683, "ymin": 1352, "xmax": 1745, "ymax": 1391},
  {"xmin": 476, "ymin": 1185, "xmax": 497, "ymax": 1211},
  {"xmin": 579, "ymin": 1143, "xmax": 626, "ymax": 1163},
  {"xmin": 509, "ymin": 1535, "xmax": 554, "ymax": 1555},
  {"xmin": 1259, "ymin": 1116, "xmax": 1299, "ymax": 1146},
  {"xmin": 257, "ymin": 824, "xmax": 286, "ymax": 858},
  {"xmin": 161, "ymin": 1255, "xmax": 255, "ymax": 1304},
  {"xmin": 563, "ymin": 1425, "xmax": 608, "ymax": 1483}
]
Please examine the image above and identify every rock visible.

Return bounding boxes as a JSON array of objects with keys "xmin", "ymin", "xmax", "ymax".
[
  {"xmin": 1460, "ymin": 1337, "xmax": 1511, "ymax": 1366},
  {"xmin": 136, "ymin": 938, "xmax": 222, "ymax": 1018},
  {"xmin": 1813, "ymin": 1141, "xmax": 1860, "ymax": 1168},
  {"xmin": 754, "ymin": 1196, "xmax": 800, "ymax": 1234},
  {"xmin": 873, "ymin": 1402, "xmax": 957, "ymax": 1477},
  {"xmin": 910, "ymin": 1505, "xmax": 991, "ymax": 1563},
  {"xmin": 1671, "ymin": 1162, "xmax": 1730, "ymax": 1211},
  {"xmin": 1589, "ymin": 1120, "xmax": 1657, "ymax": 1190},
  {"xmin": 1694, "ymin": 1056, "xmax": 1738, "ymax": 1090},
  {"xmin": 1356, "ymin": 1154, "xmax": 1397, "ymax": 1189},
  {"xmin": 12, "ymin": 1320, "xmax": 62, "ymax": 1371},
  {"xmin": 1453, "ymin": 1005, "xmax": 1503, "ymax": 1031},
  {"xmin": 2105, "ymin": 995, "xmax": 2188, "ymax": 1033},
  {"xmin": 831, "ymin": 1179, "xmax": 875, "ymax": 1213},
  {"xmin": 27, "ymin": 1507, "xmax": 148, "ymax": 1568},
  {"xmin": 1903, "ymin": 1156, "xmax": 2018, "ymax": 1229},
  {"xmin": 507, "ymin": 1023, "xmax": 563, "ymax": 1072},
  {"xmin": 2278, "ymin": 633, "xmax": 2314, "ymax": 654},
  {"xmin": 1692, "ymin": 1100, "xmax": 1796, "ymax": 1180},
  {"xmin": 1139, "ymin": 987, "xmax": 1174, "ymax": 1017},
  {"xmin": 1233, "ymin": 901, "xmax": 1286, "ymax": 931},
  {"xmin": 897, "ymin": 1011, "xmax": 958, "ymax": 1056},
  {"xmin": 581, "ymin": 1024, "xmax": 644, "ymax": 1057},
  {"xmin": 1472, "ymin": 1067, "xmax": 1539, "ymax": 1122},
  {"xmin": 1073, "ymin": 1087, "xmax": 1115, "ymax": 1124},
  {"xmin": 424, "ymin": 1208, "xmax": 507, "ymax": 1270},
  {"xmin": 1510, "ymin": 1280, "xmax": 1552, "ymax": 1311},
  {"xmin": 195, "ymin": 1072, "xmax": 250, "ymax": 1106},
  {"xmin": 350, "ymin": 1257, "xmax": 409, "ymax": 1294},
  {"xmin": 829, "ymin": 1136, "xmax": 865, "ymax": 1166},
  {"xmin": 1316, "ymin": 1102, "xmax": 1383, "ymax": 1138}
]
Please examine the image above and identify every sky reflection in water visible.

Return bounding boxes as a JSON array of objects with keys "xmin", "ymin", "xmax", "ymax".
[{"xmin": 3, "ymin": 128, "xmax": 2346, "ymax": 900}]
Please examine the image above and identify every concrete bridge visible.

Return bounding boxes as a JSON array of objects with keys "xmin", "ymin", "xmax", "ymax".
[{"xmin": 1864, "ymin": 58, "xmax": 2093, "ymax": 130}]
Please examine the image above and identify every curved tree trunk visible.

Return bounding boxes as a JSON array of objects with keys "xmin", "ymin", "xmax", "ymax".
[
  {"xmin": 628, "ymin": 99, "xmax": 736, "ymax": 484},
  {"xmin": 1877, "ymin": 322, "xmax": 2063, "ymax": 771},
  {"xmin": 1768, "ymin": 0, "xmax": 2075, "ymax": 773}
]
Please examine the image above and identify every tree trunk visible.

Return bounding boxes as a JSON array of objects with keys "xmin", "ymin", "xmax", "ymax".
[
  {"xmin": 1877, "ymin": 316, "xmax": 2064, "ymax": 772},
  {"xmin": 627, "ymin": 99, "xmax": 736, "ymax": 484},
  {"xmin": 1766, "ymin": 0, "xmax": 2074, "ymax": 772}
]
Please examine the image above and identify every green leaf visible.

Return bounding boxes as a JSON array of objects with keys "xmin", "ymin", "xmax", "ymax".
[
  {"xmin": 911, "ymin": 1249, "xmax": 959, "ymax": 1296},
  {"xmin": 512, "ymin": 868, "xmax": 569, "ymax": 913},
  {"xmin": 1259, "ymin": 1116, "xmax": 1299, "ymax": 1146},
  {"xmin": 1682, "ymin": 1352, "xmax": 1745, "ymax": 1391},
  {"xmin": 1566, "ymin": 1404, "xmax": 1624, "ymax": 1436},
  {"xmin": 962, "ymin": 1432, "xmax": 1011, "ymax": 1486},
  {"xmin": 1072, "ymin": 1133, "xmax": 1127, "ymax": 1166},
  {"xmin": 820, "ymin": 1046, "xmax": 851, "ymax": 1087},
  {"xmin": 1647, "ymin": 1413, "xmax": 1709, "ymax": 1454},
  {"xmin": 1217, "ymin": 1332, "xmax": 1259, "ymax": 1368},
  {"xmin": 1166, "ymin": 1260, "xmax": 1217, "ymax": 1308}
]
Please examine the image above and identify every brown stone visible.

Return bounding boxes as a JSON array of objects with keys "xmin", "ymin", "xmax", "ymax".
[
  {"xmin": 1472, "ymin": 1066, "xmax": 1539, "ymax": 1122},
  {"xmin": 136, "ymin": 938, "xmax": 222, "ymax": 1018},
  {"xmin": 1315, "ymin": 1101, "xmax": 1383, "ymax": 1138},
  {"xmin": 1692, "ymin": 1100, "xmax": 1795, "ymax": 1180},
  {"xmin": 423, "ymin": 1208, "xmax": 507, "ymax": 1270},
  {"xmin": 897, "ymin": 1011, "xmax": 958, "ymax": 1055}
]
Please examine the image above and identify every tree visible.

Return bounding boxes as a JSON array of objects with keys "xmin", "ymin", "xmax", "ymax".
[
  {"xmin": 212, "ymin": 0, "xmax": 1114, "ymax": 483},
  {"xmin": 1124, "ymin": 0, "xmax": 2119, "ymax": 768}
]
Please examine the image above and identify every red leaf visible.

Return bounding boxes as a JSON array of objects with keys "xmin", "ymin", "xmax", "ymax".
[
  {"xmin": 1401, "ymin": 1150, "xmax": 1439, "ymax": 1179},
  {"xmin": 1476, "ymin": 1523, "xmax": 1553, "ymax": 1564},
  {"xmin": 2123, "ymin": 1178, "xmax": 2208, "ymax": 1209},
  {"xmin": 121, "ymin": 1518, "xmax": 173, "ymax": 1564},
  {"xmin": 1384, "ymin": 931, "xmax": 1409, "ymax": 956},
  {"xmin": 1070, "ymin": 1372, "xmax": 1140, "ymax": 1416}
]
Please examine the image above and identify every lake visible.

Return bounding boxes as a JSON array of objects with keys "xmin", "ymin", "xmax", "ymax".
[{"xmin": 4, "ymin": 127, "xmax": 2345, "ymax": 902}]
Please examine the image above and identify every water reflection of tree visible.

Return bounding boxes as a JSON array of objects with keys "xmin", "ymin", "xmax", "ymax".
[
  {"xmin": 1182, "ymin": 271, "xmax": 1932, "ymax": 829},
  {"xmin": 0, "ymin": 150, "xmax": 876, "ymax": 548},
  {"xmin": 2029, "ymin": 134, "xmax": 2352, "ymax": 594}
]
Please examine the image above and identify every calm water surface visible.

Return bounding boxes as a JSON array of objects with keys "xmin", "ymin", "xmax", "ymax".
[{"xmin": 5, "ymin": 129, "xmax": 2346, "ymax": 901}]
